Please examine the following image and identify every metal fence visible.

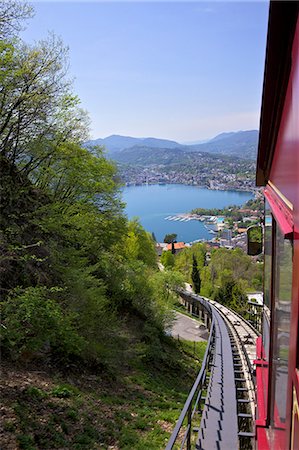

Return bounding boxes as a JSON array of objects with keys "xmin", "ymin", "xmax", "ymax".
[{"xmin": 165, "ymin": 318, "xmax": 216, "ymax": 450}]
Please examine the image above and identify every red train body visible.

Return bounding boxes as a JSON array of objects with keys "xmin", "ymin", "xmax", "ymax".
[{"xmin": 255, "ymin": 2, "xmax": 299, "ymax": 449}]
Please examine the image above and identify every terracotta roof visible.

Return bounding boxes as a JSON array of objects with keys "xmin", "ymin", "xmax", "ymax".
[{"xmin": 166, "ymin": 242, "xmax": 185, "ymax": 251}]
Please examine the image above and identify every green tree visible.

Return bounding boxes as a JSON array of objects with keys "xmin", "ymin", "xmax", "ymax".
[
  {"xmin": 214, "ymin": 278, "xmax": 235, "ymax": 307},
  {"xmin": 150, "ymin": 270, "xmax": 184, "ymax": 311},
  {"xmin": 174, "ymin": 243, "xmax": 206, "ymax": 282},
  {"xmin": 124, "ymin": 219, "xmax": 157, "ymax": 268},
  {"xmin": 163, "ymin": 233, "xmax": 177, "ymax": 244},
  {"xmin": 206, "ymin": 247, "xmax": 262, "ymax": 292},
  {"xmin": 191, "ymin": 254, "xmax": 201, "ymax": 294},
  {"xmin": 160, "ymin": 250, "xmax": 175, "ymax": 269},
  {"xmin": 0, "ymin": 34, "xmax": 89, "ymax": 171},
  {"xmin": 200, "ymin": 266, "xmax": 213, "ymax": 298},
  {"xmin": 214, "ymin": 277, "xmax": 248, "ymax": 317},
  {"xmin": 230, "ymin": 283, "xmax": 249, "ymax": 318}
]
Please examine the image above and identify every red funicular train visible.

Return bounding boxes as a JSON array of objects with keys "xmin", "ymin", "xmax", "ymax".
[{"xmin": 254, "ymin": 2, "xmax": 299, "ymax": 449}]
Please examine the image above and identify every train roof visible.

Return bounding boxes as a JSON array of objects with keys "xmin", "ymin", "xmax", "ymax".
[{"xmin": 256, "ymin": 1, "xmax": 299, "ymax": 186}]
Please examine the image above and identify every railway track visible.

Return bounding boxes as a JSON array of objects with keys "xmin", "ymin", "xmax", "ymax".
[
  {"xmin": 207, "ymin": 298, "xmax": 259, "ymax": 419},
  {"xmin": 207, "ymin": 298, "xmax": 259, "ymax": 369},
  {"xmin": 166, "ymin": 290, "xmax": 259, "ymax": 449}
]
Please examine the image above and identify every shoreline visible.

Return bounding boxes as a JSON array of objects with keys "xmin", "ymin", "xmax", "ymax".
[
  {"xmin": 123, "ymin": 182, "xmax": 256, "ymax": 195},
  {"xmin": 123, "ymin": 184, "xmax": 257, "ymax": 244}
]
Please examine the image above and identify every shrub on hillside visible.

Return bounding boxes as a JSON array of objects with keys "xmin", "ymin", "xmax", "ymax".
[
  {"xmin": 1, "ymin": 286, "xmax": 86, "ymax": 361},
  {"xmin": 160, "ymin": 250, "xmax": 175, "ymax": 269}
]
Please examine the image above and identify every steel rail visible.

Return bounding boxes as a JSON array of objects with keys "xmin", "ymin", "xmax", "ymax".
[
  {"xmin": 207, "ymin": 297, "xmax": 260, "ymax": 337},
  {"xmin": 218, "ymin": 303, "xmax": 257, "ymax": 416},
  {"xmin": 208, "ymin": 299, "xmax": 259, "ymax": 371},
  {"xmin": 211, "ymin": 300, "xmax": 257, "ymax": 446}
]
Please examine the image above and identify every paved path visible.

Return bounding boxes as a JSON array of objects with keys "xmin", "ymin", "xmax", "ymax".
[{"xmin": 170, "ymin": 311, "xmax": 208, "ymax": 342}]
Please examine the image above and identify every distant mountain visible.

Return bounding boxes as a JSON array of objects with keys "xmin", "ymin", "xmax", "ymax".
[
  {"xmin": 112, "ymin": 146, "xmax": 245, "ymax": 167},
  {"xmin": 85, "ymin": 134, "xmax": 182, "ymax": 154},
  {"xmin": 187, "ymin": 130, "xmax": 258, "ymax": 159},
  {"xmin": 181, "ymin": 138, "xmax": 211, "ymax": 145},
  {"xmin": 209, "ymin": 132, "xmax": 238, "ymax": 142},
  {"xmin": 85, "ymin": 130, "xmax": 258, "ymax": 161},
  {"xmin": 140, "ymin": 137, "xmax": 181, "ymax": 149},
  {"xmin": 112, "ymin": 145, "xmax": 186, "ymax": 165},
  {"xmin": 85, "ymin": 135, "xmax": 139, "ymax": 153}
]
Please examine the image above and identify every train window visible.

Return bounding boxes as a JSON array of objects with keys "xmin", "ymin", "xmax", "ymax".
[
  {"xmin": 262, "ymin": 200, "xmax": 272, "ymax": 413},
  {"xmin": 270, "ymin": 226, "xmax": 293, "ymax": 432},
  {"xmin": 264, "ymin": 200, "xmax": 272, "ymax": 310}
]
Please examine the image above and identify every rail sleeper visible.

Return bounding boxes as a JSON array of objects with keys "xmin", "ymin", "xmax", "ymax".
[{"xmin": 196, "ymin": 309, "xmax": 238, "ymax": 450}]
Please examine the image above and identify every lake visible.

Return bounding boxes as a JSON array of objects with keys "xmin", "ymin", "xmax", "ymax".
[{"xmin": 122, "ymin": 184, "xmax": 253, "ymax": 243}]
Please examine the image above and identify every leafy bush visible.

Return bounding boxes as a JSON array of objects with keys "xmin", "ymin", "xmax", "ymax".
[
  {"xmin": 214, "ymin": 277, "xmax": 249, "ymax": 317},
  {"xmin": 24, "ymin": 387, "xmax": 47, "ymax": 400},
  {"xmin": 160, "ymin": 250, "xmax": 175, "ymax": 269},
  {"xmin": 51, "ymin": 385, "xmax": 75, "ymax": 398},
  {"xmin": 1, "ymin": 286, "xmax": 86, "ymax": 360}
]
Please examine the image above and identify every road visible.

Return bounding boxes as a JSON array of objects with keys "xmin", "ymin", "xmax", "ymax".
[
  {"xmin": 170, "ymin": 311, "xmax": 209, "ymax": 342},
  {"xmin": 156, "ymin": 262, "xmax": 207, "ymax": 341}
]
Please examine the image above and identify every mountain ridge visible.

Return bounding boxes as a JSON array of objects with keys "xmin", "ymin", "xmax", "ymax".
[
  {"xmin": 85, "ymin": 134, "xmax": 181, "ymax": 153},
  {"xmin": 85, "ymin": 129, "xmax": 259, "ymax": 161}
]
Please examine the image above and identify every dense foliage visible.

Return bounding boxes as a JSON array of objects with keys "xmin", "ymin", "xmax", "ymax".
[
  {"xmin": 0, "ymin": 2, "xmax": 182, "ymax": 368},
  {"xmin": 191, "ymin": 254, "xmax": 201, "ymax": 294},
  {"xmin": 169, "ymin": 243, "xmax": 262, "ymax": 316},
  {"xmin": 163, "ymin": 233, "xmax": 177, "ymax": 244},
  {"xmin": 160, "ymin": 250, "xmax": 175, "ymax": 269}
]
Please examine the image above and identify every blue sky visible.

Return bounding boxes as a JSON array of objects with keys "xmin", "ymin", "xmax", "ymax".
[{"xmin": 22, "ymin": 1, "xmax": 269, "ymax": 142}]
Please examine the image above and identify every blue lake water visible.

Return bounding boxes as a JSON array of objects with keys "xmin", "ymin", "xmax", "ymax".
[{"xmin": 122, "ymin": 184, "xmax": 253, "ymax": 243}]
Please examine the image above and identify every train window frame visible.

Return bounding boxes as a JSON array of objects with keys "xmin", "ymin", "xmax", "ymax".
[
  {"xmin": 270, "ymin": 226, "xmax": 293, "ymax": 431},
  {"xmin": 263, "ymin": 188, "xmax": 294, "ymax": 440},
  {"xmin": 262, "ymin": 199, "xmax": 273, "ymax": 417},
  {"xmin": 266, "ymin": 214, "xmax": 276, "ymax": 427}
]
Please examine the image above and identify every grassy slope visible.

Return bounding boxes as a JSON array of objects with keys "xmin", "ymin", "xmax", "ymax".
[{"xmin": 1, "ymin": 316, "xmax": 206, "ymax": 450}]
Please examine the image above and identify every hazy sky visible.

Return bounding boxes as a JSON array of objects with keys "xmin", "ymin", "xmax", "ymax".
[{"xmin": 23, "ymin": 1, "xmax": 269, "ymax": 142}]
